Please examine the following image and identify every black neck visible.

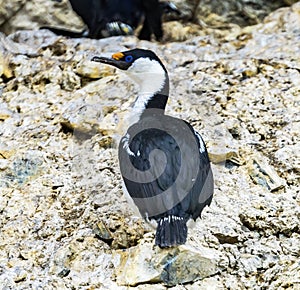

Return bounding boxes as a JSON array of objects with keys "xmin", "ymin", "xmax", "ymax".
[{"xmin": 145, "ymin": 93, "xmax": 168, "ymax": 110}]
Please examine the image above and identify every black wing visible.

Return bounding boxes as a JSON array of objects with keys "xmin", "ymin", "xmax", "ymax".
[
  {"xmin": 119, "ymin": 116, "xmax": 213, "ymax": 220},
  {"xmin": 69, "ymin": 0, "xmax": 143, "ymax": 38},
  {"xmin": 46, "ymin": 0, "xmax": 166, "ymax": 40}
]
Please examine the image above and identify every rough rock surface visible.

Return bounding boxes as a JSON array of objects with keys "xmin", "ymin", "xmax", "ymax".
[
  {"xmin": 0, "ymin": 0, "xmax": 26, "ymax": 27},
  {"xmin": 0, "ymin": 0, "xmax": 83, "ymax": 36},
  {"xmin": 113, "ymin": 243, "xmax": 220, "ymax": 286},
  {"xmin": 171, "ymin": 0, "xmax": 297, "ymax": 26},
  {"xmin": 0, "ymin": 2, "xmax": 300, "ymax": 289},
  {"xmin": 0, "ymin": 0, "xmax": 298, "ymax": 37}
]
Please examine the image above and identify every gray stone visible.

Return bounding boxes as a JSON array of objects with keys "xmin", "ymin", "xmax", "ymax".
[
  {"xmin": 113, "ymin": 243, "xmax": 220, "ymax": 286},
  {"xmin": 247, "ymin": 152, "xmax": 286, "ymax": 191},
  {"xmin": 0, "ymin": 0, "xmax": 25, "ymax": 27}
]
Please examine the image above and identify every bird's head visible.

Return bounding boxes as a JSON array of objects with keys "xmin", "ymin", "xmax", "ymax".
[{"xmin": 92, "ymin": 49, "xmax": 168, "ymax": 92}]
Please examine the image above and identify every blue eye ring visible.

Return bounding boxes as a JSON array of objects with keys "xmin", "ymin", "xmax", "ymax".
[{"xmin": 125, "ymin": 55, "xmax": 133, "ymax": 63}]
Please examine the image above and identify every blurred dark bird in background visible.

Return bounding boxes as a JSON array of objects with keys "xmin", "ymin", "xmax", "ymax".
[{"xmin": 42, "ymin": 0, "xmax": 180, "ymax": 40}]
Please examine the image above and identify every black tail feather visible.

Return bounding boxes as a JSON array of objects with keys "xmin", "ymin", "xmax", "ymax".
[{"xmin": 155, "ymin": 216, "xmax": 187, "ymax": 248}]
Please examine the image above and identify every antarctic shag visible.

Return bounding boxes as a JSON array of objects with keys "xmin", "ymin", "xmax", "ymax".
[{"xmin": 92, "ymin": 49, "xmax": 214, "ymax": 247}]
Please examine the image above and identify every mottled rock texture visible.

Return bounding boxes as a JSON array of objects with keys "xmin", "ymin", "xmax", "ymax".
[
  {"xmin": 0, "ymin": 1, "xmax": 299, "ymax": 289},
  {"xmin": 0, "ymin": 0, "xmax": 297, "ymax": 37}
]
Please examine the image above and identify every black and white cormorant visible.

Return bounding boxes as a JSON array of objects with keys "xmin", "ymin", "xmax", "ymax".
[{"xmin": 92, "ymin": 49, "xmax": 214, "ymax": 248}]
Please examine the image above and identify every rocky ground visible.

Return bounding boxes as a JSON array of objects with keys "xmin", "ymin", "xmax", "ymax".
[
  {"xmin": 0, "ymin": 1, "xmax": 300, "ymax": 290},
  {"xmin": 1, "ymin": 0, "xmax": 299, "ymax": 36}
]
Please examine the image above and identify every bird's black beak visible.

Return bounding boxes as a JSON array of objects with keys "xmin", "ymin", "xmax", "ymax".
[{"xmin": 91, "ymin": 56, "xmax": 131, "ymax": 70}]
